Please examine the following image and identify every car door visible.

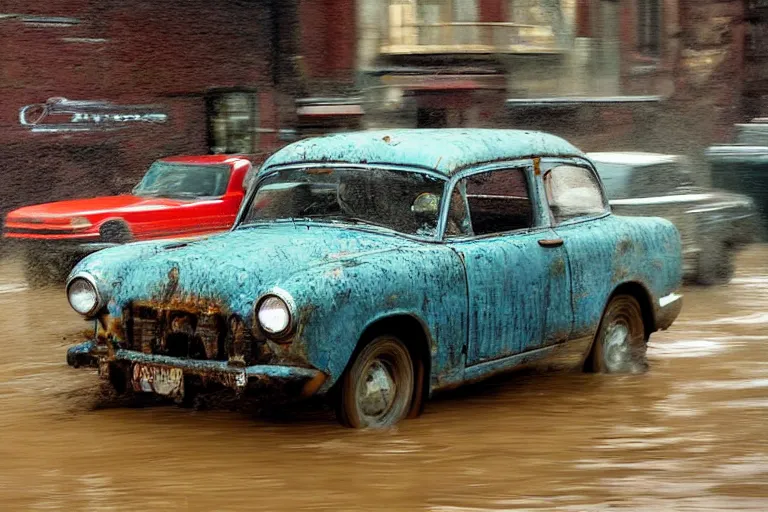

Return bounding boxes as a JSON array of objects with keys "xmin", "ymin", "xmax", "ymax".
[
  {"xmin": 445, "ymin": 164, "xmax": 573, "ymax": 367},
  {"xmin": 542, "ymin": 161, "xmax": 616, "ymax": 340}
]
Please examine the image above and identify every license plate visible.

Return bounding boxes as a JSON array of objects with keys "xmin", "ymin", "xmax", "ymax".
[{"xmin": 132, "ymin": 364, "xmax": 184, "ymax": 398}]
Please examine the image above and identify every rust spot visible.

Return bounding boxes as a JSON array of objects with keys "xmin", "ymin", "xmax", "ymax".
[
  {"xmin": 134, "ymin": 296, "xmax": 224, "ymax": 316},
  {"xmin": 533, "ymin": 157, "xmax": 541, "ymax": 176},
  {"xmin": 382, "ymin": 135, "xmax": 391, "ymax": 143},
  {"xmin": 550, "ymin": 258, "xmax": 566, "ymax": 277},
  {"xmin": 324, "ymin": 268, "xmax": 343, "ymax": 279},
  {"xmin": 617, "ymin": 238, "xmax": 633, "ymax": 254},
  {"xmin": 300, "ymin": 372, "xmax": 327, "ymax": 397}
]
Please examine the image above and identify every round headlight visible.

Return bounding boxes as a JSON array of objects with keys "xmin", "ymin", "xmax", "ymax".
[
  {"xmin": 67, "ymin": 275, "xmax": 101, "ymax": 316},
  {"xmin": 257, "ymin": 295, "xmax": 291, "ymax": 336}
]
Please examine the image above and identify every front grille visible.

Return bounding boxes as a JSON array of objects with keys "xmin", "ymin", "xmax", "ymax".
[{"xmin": 127, "ymin": 305, "xmax": 229, "ymax": 361}]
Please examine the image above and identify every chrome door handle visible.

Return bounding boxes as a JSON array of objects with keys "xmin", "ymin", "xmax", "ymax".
[{"xmin": 538, "ymin": 238, "xmax": 564, "ymax": 247}]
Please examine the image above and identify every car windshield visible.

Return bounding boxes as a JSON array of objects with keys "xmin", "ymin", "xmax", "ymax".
[
  {"xmin": 133, "ymin": 162, "xmax": 230, "ymax": 198},
  {"xmin": 239, "ymin": 167, "xmax": 447, "ymax": 237}
]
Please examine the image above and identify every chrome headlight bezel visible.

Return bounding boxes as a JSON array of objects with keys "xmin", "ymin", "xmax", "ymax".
[
  {"xmin": 65, "ymin": 272, "xmax": 103, "ymax": 318},
  {"xmin": 254, "ymin": 288, "xmax": 296, "ymax": 340}
]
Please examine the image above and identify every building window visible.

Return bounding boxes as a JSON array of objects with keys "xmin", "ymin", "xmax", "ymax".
[
  {"xmin": 637, "ymin": 0, "xmax": 661, "ymax": 57},
  {"xmin": 206, "ymin": 91, "xmax": 259, "ymax": 154}
]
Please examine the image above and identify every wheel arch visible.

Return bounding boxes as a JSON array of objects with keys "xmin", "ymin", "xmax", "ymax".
[
  {"xmin": 606, "ymin": 281, "xmax": 656, "ymax": 337},
  {"xmin": 342, "ymin": 312, "xmax": 433, "ymax": 419}
]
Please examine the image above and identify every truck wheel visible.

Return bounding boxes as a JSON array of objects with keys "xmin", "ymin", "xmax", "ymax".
[
  {"xmin": 697, "ymin": 242, "xmax": 735, "ymax": 286},
  {"xmin": 587, "ymin": 295, "xmax": 648, "ymax": 374},
  {"xmin": 336, "ymin": 335, "xmax": 415, "ymax": 429}
]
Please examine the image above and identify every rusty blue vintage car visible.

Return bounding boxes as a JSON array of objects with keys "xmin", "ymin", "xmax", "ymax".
[{"xmin": 65, "ymin": 129, "xmax": 683, "ymax": 428}]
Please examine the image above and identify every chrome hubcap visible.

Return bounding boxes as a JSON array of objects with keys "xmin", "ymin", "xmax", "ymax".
[
  {"xmin": 604, "ymin": 323, "xmax": 631, "ymax": 372},
  {"xmin": 358, "ymin": 360, "xmax": 396, "ymax": 418}
]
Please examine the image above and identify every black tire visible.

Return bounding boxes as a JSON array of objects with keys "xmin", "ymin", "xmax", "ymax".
[
  {"xmin": 587, "ymin": 294, "xmax": 648, "ymax": 374},
  {"xmin": 100, "ymin": 221, "xmax": 132, "ymax": 244},
  {"xmin": 336, "ymin": 335, "xmax": 415, "ymax": 429},
  {"xmin": 697, "ymin": 242, "xmax": 735, "ymax": 286}
]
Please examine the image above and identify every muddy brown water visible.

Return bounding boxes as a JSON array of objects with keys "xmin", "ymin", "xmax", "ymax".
[{"xmin": 1, "ymin": 249, "xmax": 768, "ymax": 511}]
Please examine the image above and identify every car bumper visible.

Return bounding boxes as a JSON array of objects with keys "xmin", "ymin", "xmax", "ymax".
[
  {"xmin": 656, "ymin": 292, "xmax": 683, "ymax": 331},
  {"xmin": 66, "ymin": 340, "xmax": 326, "ymax": 398}
]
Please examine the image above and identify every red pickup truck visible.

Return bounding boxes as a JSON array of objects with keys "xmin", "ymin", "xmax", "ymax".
[{"xmin": 4, "ymin": 155, "xmax": 252, "ymax": 287}]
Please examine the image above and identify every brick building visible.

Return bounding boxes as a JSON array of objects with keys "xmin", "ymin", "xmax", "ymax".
[{"xmin": 0, "ymin": 0, "xmax": 360, "ymax": 222}]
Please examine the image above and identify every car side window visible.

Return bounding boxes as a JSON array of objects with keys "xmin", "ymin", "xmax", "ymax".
[
  {"xmin": 544, "ymin": 165, "xmax": 607, "ymax": 223},
  {"xmin": 446, "ymin": 168, "xmax": 533, "ymax": 237}
]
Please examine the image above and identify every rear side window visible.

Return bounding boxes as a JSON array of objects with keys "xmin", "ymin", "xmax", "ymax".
[{"xmin": 544, "ymin": 165, "xmax": 606, "ymax": 223}]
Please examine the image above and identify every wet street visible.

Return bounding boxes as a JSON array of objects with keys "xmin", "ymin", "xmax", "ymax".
[{"xmin": 0, "ymin": 248, "xmax": 767, "ymax": 511}]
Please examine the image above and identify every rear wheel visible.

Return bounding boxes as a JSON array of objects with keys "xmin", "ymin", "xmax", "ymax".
[
  {"xmin": 587, "ymin": 295, "xmax": 648, "ymax": 374},
  {"xmin": 336, "ymin": 335, "xmax": 415, "ymax": 428}
]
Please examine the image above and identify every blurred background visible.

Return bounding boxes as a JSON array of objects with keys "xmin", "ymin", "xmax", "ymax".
[
  {"xmin": 2, "ymin": 1, "xmax": 768, "ymax": 511},
  {"xmin": 2, "ymin": 0, "xmax": 765, "ymax": 215}
]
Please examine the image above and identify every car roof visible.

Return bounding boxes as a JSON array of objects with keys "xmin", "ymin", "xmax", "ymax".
[
  {"xmin": 587, "ymin": 152, "xmax": 680, "ymax": 167},
  {"xmin": 160, "ymin": 154, "xmax": 248, "ymax": 165},
  {"xmin": 260, "ymin": 129, "xmax": 585, "ymax": 177}
]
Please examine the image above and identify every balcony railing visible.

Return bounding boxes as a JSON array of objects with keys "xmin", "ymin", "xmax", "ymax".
[{"xmin": 381, "ymin": 22, "xmax": 560, "ymax": 55}]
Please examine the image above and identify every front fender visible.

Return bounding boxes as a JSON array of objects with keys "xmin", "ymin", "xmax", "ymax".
[{"xmin": 280, "ymin": 245, "xmax": 468, "ymax": 392}]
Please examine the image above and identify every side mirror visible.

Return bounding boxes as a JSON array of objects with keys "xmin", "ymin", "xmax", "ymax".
[{"xmin": 411, "ymin": 192, "xmax": 439, "ymax": 215}]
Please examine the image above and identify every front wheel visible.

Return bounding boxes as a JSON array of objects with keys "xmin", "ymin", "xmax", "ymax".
[
  {"xmin": 336, "ymin": 335, "xmax": 415, "ymax": 429},
  {"xmin": 587, "ymin": 295, "xmax": 648, "ymax": 374}
]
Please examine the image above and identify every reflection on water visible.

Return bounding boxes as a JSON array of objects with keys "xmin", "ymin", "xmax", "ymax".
[{"xmin": 1, "ymin": 249, "xmax": 768, "ymax": 511}]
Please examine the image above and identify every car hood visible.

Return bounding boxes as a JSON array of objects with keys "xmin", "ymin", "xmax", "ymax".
[
  {"xmin": 76, "ymin": 223, "xmax": 421, "ymax": 317},
  {"xmin": 8, "ymin": 195, "xmax": 189, "ymax": 220}
]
